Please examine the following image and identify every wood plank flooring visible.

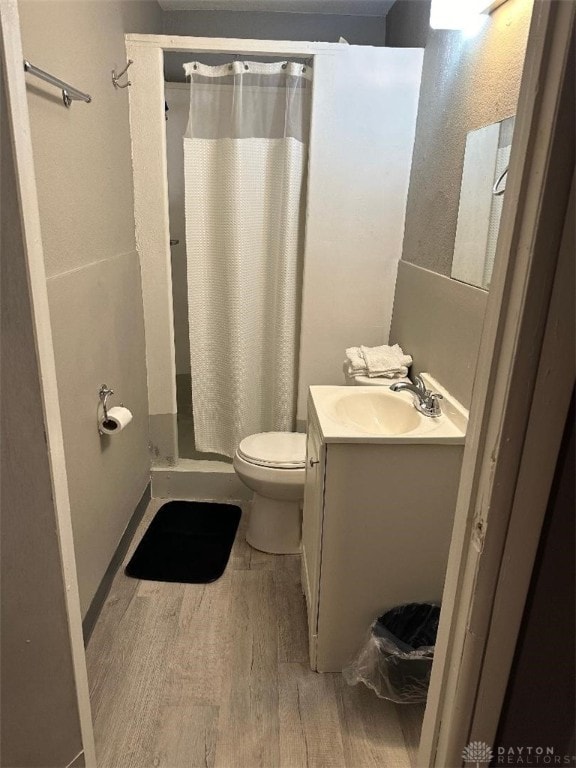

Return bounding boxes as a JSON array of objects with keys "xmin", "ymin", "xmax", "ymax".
[{"xmin": 86, "ymin": 499, "xmax": 424, "ymax": 768}]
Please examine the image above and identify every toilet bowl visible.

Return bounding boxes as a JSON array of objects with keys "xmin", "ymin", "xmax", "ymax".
[{"xmin": 233, "ymin": 432, "xmax": 306, "ymax": 555}]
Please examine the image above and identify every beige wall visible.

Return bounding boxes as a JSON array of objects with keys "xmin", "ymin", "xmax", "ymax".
[
  {"xmin": 1, "ymin": 31, "xmax": 84, "ymax": 766},
  {"xmin": 390, "ymin": 261, "xmax": 488, "ymax": 409},
  {"xmin": 163, "ymin": 9, "xmax": 387, "ymax": 43},
  {"xmin": 390, "ymin": 0, "xmax": 534, "ymax": 407},
  {"xmin": 402, "ymin": 0, "xmax": 533, "ymax": 276},
  {"xmin": 19, "ymin": 0, "xmax": 162, "ymax": 617},
  {"xmin": 162, "ymin": 10, "xmax": 388, "ymax": 81},
  {"xmin": 385, "ymin": 0, "xmax": 430, "ymax": 48}
]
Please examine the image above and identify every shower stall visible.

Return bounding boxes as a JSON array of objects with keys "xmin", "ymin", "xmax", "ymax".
[
  {"xmin": 165, "ymin": 54, "xmax": 313, "ymax": 461},
  {"xmin": 127, "ymin": 34, "xmax": 423, "ymax": 496}
]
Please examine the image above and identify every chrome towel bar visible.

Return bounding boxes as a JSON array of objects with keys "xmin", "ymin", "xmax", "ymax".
[{"xmin": 23, "ymin": 59, "xmax": 92, "ymax": 108}]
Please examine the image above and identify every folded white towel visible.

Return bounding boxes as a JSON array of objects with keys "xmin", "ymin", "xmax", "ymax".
[
  {"xmin": 367, "ymin": 365, "xmax": 409, "ymax": 378},
  {"xmin": 345, "ymin": 346, "xmax": 367, "ymax": 375},
  {"xmin": 345, "ymin": 344, "xmax": 412, "ymax": 379},
  {"xmin": 360, "ymin": 343, "xmax": 412, "ymax": 378}
]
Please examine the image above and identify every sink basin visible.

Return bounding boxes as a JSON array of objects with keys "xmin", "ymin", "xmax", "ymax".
[
  {"xmin": 309, "ymin": 374, "xmax": 468, "ymax": 444},
  {"xmin": 328, "ymin": 390, "xmax": 421, "ymax": 435}
]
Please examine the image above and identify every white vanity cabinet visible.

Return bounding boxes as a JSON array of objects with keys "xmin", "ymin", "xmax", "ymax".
[{"xmin": 301, "ymin": 387, "xmax": 465, "ymax": 673}]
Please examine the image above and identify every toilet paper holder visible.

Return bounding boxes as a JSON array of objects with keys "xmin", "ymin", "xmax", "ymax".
[
  {"xmin": 98, "ymin": 384, "xmax": 126, "ymax": 434},
  {"xmin": 98, "ymin": 384, "xmax": 133, "ymax": 436},
  {"xmin": 98, "ymin": 384, "xmax": 114, "ymax": 423}
]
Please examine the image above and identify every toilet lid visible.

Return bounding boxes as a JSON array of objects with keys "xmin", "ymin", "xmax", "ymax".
[{"xmin": 237, "ymin": 432, "xmax": 306, "ymax": 469}]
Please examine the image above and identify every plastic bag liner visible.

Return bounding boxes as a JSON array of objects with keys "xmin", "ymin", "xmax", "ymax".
[{"xmin": 343, "ymin": 603, "xmax": 441, "ymax": 704}]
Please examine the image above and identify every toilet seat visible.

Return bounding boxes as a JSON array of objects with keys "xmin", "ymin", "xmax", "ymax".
[{"xmin": 237, "ymin": 432, "xmax": 306, "ymax": 469}]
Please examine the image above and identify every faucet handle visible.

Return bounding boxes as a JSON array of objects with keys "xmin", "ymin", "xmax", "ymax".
[
  {"xmin": 413, "ymin": 375, "xmax": 427, "ymax": 393},
  {"xmin": 423, "ymin": 391, "xmax": 443, "ymax": 417}
]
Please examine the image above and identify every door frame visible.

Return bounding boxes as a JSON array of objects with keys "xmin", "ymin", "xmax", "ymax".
[
  {"xmin": 0, "ymin": 0, "xmax": 96, "ymax": 764},
  {"xmin": 2, "ymin": 2, "xmax": 573, "ymax": 763},
  {"xmin": 418, "ymin": 2, "xmax": 575, "ymax": 764},
  {"xmin": 127, "ymin": 35, "xmax": 423, "ymax": 466},
  {"xmin": 126, "ymin": 34, "xmax": 343, "ymax": 464}
]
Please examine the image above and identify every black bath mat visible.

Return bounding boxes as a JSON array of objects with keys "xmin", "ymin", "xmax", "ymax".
[{"xmin": 125, "ymin": 501, "xmax": 241, "ymax": 583}]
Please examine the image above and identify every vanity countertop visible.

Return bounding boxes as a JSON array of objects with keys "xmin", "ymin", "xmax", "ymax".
[{"xmin": 309, "ymin": 373, "xmax": 468, "ymax": 445}]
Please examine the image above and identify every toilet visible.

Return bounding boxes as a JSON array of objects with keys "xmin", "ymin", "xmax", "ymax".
[
  {"xmin": 233, "ymin": 431, "xmax": 307, "ymax": 554},
  {"xmin": 234, "ymin": 369, "xmax": 410, "ymax": 555}
]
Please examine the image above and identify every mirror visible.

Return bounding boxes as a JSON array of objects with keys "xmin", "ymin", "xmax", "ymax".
[{"xmin": 451, "ymin": 116, "xmax": 515, "ymax": 290}]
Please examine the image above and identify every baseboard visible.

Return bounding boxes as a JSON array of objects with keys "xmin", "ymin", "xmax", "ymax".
[
  {"xmin": 82, "ymin": 483, "xmax": 151, "ymax": 645},
  {"xmin": 66, "ymin": 750, "xmax": 85, "ymax": 768},
  {"xmin": 151, "ymin": 460, "xmax": 251, "ymax": 500}
]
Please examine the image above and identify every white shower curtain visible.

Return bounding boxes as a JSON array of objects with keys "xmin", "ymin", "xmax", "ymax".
[{"xmin": 183, "ymin": 61, "xmax": 312, "ymax": 458}]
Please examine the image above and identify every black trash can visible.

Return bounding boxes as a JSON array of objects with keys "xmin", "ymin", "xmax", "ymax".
[{"xmin": 343, "ymin": 603, "xmax": 441, "ymax": 704}]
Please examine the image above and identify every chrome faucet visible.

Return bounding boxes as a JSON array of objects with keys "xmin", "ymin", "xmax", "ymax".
[{"xmin": 390, "ymin": 375, "xmax": 443, "ymax": 418}]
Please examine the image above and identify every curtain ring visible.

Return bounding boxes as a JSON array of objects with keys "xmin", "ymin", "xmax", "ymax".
[
  {"xmin": 302, "ymin": 66, "xmax": 307, "ymax": 73},
  {"xmin": 281, "ymin": 62, "xmax": 287, "ymax": 70},
  {"xmin": 493, "ymin": 166, "xmax": 508, "ymax": 196},
  {"xmin": 192, "ymin": 63, "xmax": 198, "ymax": 71},
  {"xmin": 244, "ymin": 64, "xmax": 249, "ymax": 71},
  {"xmin": 228, "ymin": 63, "xmax": 233, "ymax": 71}
]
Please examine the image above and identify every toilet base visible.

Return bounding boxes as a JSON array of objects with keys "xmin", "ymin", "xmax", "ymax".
[{"xmin": 246, "ymin": 494, "xmax": 302, "ymax": 555}]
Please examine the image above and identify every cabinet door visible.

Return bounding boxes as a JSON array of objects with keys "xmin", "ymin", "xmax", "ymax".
[{"xmin": 301, "ymin": 414, "xmax": 325, "ymax": 670}]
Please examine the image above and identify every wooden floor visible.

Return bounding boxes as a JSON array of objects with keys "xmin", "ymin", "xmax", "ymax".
[{"xmin": 86, "ymin": 499, "xmax": 424, "ymax": 768}]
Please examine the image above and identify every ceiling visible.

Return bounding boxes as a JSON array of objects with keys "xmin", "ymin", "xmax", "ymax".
[{"xmin": 158, "ymin": 0, "xmax": 396, "ymax": 16}]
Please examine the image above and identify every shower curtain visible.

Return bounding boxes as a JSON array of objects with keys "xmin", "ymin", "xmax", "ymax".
[{"xmin": 183, "ymin": 61, "xmax": 312, "ymax": 458}]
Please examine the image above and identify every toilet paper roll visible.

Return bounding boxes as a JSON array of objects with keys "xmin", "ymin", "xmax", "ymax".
[{"xmin": 99, "ymin": 406, "xmax": 133, "ymax": 435}]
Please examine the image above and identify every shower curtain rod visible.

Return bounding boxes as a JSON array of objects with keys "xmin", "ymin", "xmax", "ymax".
[
  {"xmin": 184, "ymin": 53, "xmax": 313, "ymax": 66},
  {"xmin": 23, "ymin": 59, "xmax": 92, "ymax": 107}
]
